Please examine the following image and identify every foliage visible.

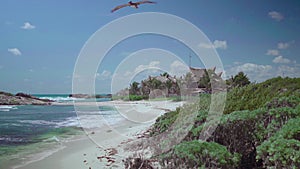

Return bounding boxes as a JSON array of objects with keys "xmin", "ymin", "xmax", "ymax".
[
  {"xmin": 129, "ymin": 81, "xmax": 140, "ymax": 95},
  {"xmin": 130, "ymin": 77, "xmax": 300, "ymax": 168},
  {"xmin": 112, "ymin": 94, "xmax": 148, "ymax": 101},
  {"xmin": 226, "ymin": 71, "xmax": 250, "ymax": 89},
  {"xmin": 224, "ymin": 77, "xmax": 300, "ymax": 114},
  {"xmin": 150, "ymin": 108, "xmax": 180, "ymax": 136},
  {"xmin": 257, "ymin": 118, "xmax": 300, "ymax": 168},
  {"xmin": 150, "ymin": 94, "xmax": 211, "ymax": 136},
  {"xmin": 128, "ymin": 95, "xmax": 148, "ymax": 101},
  {"xmin": 0, "ymin": 91, "xmax": 14, "ymax": 96},
  {"xmin": 160, "ymin": 140, "xmax": 241, "ymax": 169}
]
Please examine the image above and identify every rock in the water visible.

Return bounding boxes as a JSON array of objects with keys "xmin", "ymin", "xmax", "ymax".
[{"xmin": 0, "ymin": 91, "xmax": 52, "ymax": 105}]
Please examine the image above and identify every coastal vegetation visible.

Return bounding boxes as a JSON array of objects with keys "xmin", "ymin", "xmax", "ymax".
[
  {"xmin": 124, "ymin": 75, "xmax": 300, "ymax": 168},
  {"xmin": 115, "ymin": 67, "xmax": 224, "ymax": 101}
]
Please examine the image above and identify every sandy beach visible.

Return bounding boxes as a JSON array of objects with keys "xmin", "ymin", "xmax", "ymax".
[{"xmin": 12, "ymin": 100, "xmax": 184, "ymax": 169}]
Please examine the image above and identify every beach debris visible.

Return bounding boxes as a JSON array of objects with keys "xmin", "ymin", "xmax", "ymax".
[
  {"xmin": 97, "ymin": 148, "xmax": 119, "ymax": 166},
  {"xmin": 121, "ymin": 138, "xmax": 134, "ymax": 145},
  {"xmin": 135, "ymin": 128, "xmax": 152, "ymax": 139},
  {"xmin": 106, "ymin": 148, "xmax": 118, "ymax": 156},
  {"xmin": 83, "ymin": 159, "xmax": 88, "ymax": 165},
  {"xmin": 97, "ymin": 156, "xmax": 116, "ymax": 166},
  {"xmin": 123, "ymin": 157, "xmax": 154, "ymax": 169}
]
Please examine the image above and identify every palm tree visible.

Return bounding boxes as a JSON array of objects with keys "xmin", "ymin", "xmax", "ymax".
[
  {"xmin": 129, "ymin": 81, "xmax": 140, "ymax": 95},
  {"xmin": 232, "ymin": 72, "xmax": 250, "ymax": 87}
]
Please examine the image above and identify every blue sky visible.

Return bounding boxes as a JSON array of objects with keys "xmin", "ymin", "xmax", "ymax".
[{"xmin": 0, "ymin": 0, "xmax": 299, "ymax": 94}]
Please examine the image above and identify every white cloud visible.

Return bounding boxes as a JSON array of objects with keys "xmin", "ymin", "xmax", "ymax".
[
  {"xmin": 170, "ymin": 60, "xmax": 189, "ymax": 77},
  {"xmin": 114, "ymin": 61, "xmax": 161, "ymax": 80},
  {"xmin": 226, "ymin": 63, "xmax": 273, "ymax": 82},
  {"xmin": 236, "ymin": 63, "xmax": 272, "ymax": 73},
  {"xmin": 273, "ymin": 56, "xmax": 291, "ymax": 64},
  {"xmin": 213, "ymin": 40, "xmax": 227, "ymax": 49},
  {"xmin": 8, "ymin": 48, "xmax": 22, "ymax": 56},
  {"xmin": 199, "ymin": 40, "xmax": 227, "ymax": 49},
  {"xmin": 21, "ymin": 22, "xmax": 35, "ymax": 30},
  {"xmin": 266, "ymin": 49, "xmax": 279, "ymax": 56},
  {"xmin": 277, "ymin": 42, "xmax": 289, "ymax": 49},
  {"xmin": 268, "ymin": 11, "xmax": 284, "ymax": 21},
  {"xmin": 96, "ymin": 70, "xmax": 112, "ymax": 80},
  {"xmin": 227, "ymin": 61, "xmax": 300, "ymax": 82},
  {"xmin": 278, "ymin": 65, "xmax": 300, "ymax": 77},
  {"xmin": 134, "ymin": 61, "xmax": 160, "ymax": 73}
]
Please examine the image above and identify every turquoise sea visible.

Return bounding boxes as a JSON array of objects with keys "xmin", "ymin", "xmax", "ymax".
[{"xmin": 0, "ymin": 95, "xmax": 117, "ymax": 168}]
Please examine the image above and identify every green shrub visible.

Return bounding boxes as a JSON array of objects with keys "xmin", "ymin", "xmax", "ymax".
[
  {"xmin": 147, "ymin": 77, "xmax": 300, "ymax": 168},
  {"xmin": 224, "ymin": 77, "xmax": 300, "ymax": 114},
  {"xmin": 0, "ymin": 91, "xmax": 14, "ymax": 96},
  {"xmin": 160, "ymin": 140, "xmax": 241, "ymax": 169},
  {"xmin": 128, "ymin": 94, "xmax": 148, "ymax": 101},
  {"xmin": 257, "ymin": 118, "xmax": 300, "ymax": 168},
  {"xmin": 150, "ymin": 108, "xmax": 180, "ymax": 136}
]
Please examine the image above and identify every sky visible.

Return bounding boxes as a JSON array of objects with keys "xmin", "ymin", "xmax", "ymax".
[{"xmin": 0, "ymin": 0, "xmax": 299, "ymax": 94}]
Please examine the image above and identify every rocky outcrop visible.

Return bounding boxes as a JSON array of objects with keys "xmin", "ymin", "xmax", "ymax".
[{"xmin": 0, "ymin": 91, "xmax": 53, "ymax": 105}]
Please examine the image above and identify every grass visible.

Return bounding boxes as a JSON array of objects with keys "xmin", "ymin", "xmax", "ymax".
[{"xmin": 146, "ymin": 77, "xmax": 300, "ymax": 168}]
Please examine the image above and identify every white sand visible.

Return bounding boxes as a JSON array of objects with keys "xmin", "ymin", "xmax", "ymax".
[{"xmin": 13, "ymin": 100, "xmax": 184, "ymax": 169}]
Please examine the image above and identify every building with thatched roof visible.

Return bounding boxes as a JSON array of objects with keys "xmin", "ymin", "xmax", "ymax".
[{"xmin": 185, "ymin": 66, "xmax": 223, "ymax": 95}]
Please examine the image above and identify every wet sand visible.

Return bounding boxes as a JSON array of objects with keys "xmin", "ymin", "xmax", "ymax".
[{"xmin": 14, "ymin": 100, "xmax": 183, "ymax": 169}]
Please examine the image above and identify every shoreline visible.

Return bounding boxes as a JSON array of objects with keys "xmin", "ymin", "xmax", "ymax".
[{"xmin": 8, "ymin": 100, "xmax": 184, "ymax": 169}]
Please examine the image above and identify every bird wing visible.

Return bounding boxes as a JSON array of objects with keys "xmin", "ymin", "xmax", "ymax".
[
  {"xmin": 136, "ymin": 0, "xmax": 157, "ymax": 5},
  {"xmin": 111, "ymin": 3, "xmax": 130, "ymax": 13}
]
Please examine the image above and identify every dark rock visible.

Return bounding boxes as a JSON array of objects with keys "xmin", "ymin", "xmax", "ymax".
[
  {"xmin": 69, "ymin": 94, "xmax": 112, "ymax": 99},
  {"xmin": 0, "ymin": 91, "xmax": 52, "ymax": 105},
  {"xmin": 15, "ymin": 92, "xmax": 33, "ymax": 98},
  {"xmin": 69, "ymin": 94, "xmax": 91, "ymax": 98}
]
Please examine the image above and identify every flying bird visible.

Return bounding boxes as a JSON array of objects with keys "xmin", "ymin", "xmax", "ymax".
[{"xmin": 111, "ymin": 1, "xmax": 156, "ymax": 13}]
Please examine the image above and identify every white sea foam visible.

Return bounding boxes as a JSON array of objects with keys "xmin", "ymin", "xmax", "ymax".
[
  {"xmin": 19, "ymin": 120, "xmax": 58, "ymax": 126},
  {"xmin": 39, "ymin": 96, "xmax": 85, "ymax": 102},
  {"xmin": 74, "ymin": 110, "xmax": 125, "ymax": 129},
  {"xmin": 0, "ymin": 105, "xmax": 18, "ymax": 112},
  {"xmin": 56, "ymin": 117, "xmax": 80, "ymax": 128}
]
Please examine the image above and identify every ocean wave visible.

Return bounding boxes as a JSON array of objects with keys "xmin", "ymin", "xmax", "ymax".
[
  {"xmin": 38, "ymin": 96, "xmax": 85, "ymax": 102},
  {"xmin": 0, "ymin": 136, "xmax": 25, "ymax": 143},
  {"xmin": 0, "ymin": 105, "xmax": 18, "ymax": 112},
  {"xmin": 19, "ymin": 120, "xmax": 59, "ymax": 126},
  {"xmin": 15, "ymin": 109, "xmax": 125, "ymax": 131},
  {"xmin": 55, "ymin": 117, "xmax": 80, "ymax": 128},
  {"xmin": 75, "ymin": 112, "xmax": 125, "ymax": 129},
  {"xmin": 43, "ymin": 136, "xmax": 60, "ymax": 143}
]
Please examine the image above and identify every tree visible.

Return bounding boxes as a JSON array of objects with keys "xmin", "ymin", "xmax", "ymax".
[
  {"xmin": 129, "ymin": 81, "xmax": 140, "ymax": 95},
  {"xmin": 161, "ymin": 72, "xmax": 169, "ymax": 77},
  {"xmin": 228, "ymin": 72, "xmax": 250, "ymax": 88}
]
